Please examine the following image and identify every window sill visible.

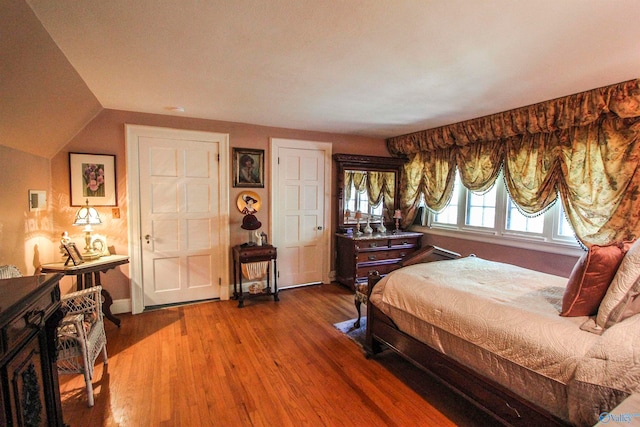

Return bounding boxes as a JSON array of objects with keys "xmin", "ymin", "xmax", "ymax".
[{"xmin": 411, "ymin": 225, "xmax": 585, "ymax": 257}]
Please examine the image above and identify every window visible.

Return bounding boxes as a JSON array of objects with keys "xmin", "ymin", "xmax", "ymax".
[
  {"xmin": 346, "ymin": 182, "xmax": 383, "ymax": 217},
  {"xmin": 427, "ymin": 171, "xmax": 579, "ymax": 250},
  {"xmin": 506, "ymin": 199, "xmax": 544, "ymax": 233},
  {"xmin": 466, "ymin": 185, "xmax": 497, "ymax": 228}
]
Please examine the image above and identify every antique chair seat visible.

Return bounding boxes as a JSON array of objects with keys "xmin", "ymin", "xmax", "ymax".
[{"xmin": 57, "ymin": 286, "xmax": 108, "ymax": 407}]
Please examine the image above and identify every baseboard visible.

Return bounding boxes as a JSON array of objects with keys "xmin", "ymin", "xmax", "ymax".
[{"xmin": 111, "ymin": 298, "xmax": 131, "ymax": 315}]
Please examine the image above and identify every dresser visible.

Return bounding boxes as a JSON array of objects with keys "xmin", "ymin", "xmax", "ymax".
[
  {"xmin": 335, "ymin": 231, "xmax": 422, "ymax": 290},
  {"xmin": 0, "ymin": 273, "xmax": 65, "ymax": 426}
]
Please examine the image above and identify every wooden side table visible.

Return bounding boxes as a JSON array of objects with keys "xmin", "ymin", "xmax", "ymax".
[
  {"xmin": 40, "ymin": 254, "xmax": 129, "ymax": 327},
  {"xmin": 232, "ymin": 245, "xmax": 278, "ymax": 308}
]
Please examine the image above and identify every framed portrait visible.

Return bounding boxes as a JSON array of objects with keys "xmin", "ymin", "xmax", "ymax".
[
  {"xmin": 69, "ymin": 153, "xmax": 117, "ymax": 206},
  {"xmin": 233, "ymin": 148, "xmax": 264, "ymax": 188},
  {"xmin": 62, "ymin": 242, "xmax": 84, "ymax": 266}
]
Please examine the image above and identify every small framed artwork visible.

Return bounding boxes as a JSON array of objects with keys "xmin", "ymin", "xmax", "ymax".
[
  {"xmin": 233, "ymin": 148, "xmax": 264, "ymax": 188},
  {"xmin": 69, "ymin": 153, "xmax": 117, "ymax": 206},
  {"xmin": 62, "ymin": 242, "xmax": 84, "ymax": 266}
]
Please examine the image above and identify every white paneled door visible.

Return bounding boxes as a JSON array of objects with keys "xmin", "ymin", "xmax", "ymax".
[
  {"xmin": 127, "ymin": 126, "xmax": 230, "ymax": 313},
  {"xmin": 271, "ymin": 139, "xmax": 331, "ymax": 288}
]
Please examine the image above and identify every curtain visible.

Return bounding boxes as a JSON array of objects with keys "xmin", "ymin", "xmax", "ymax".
[
  {"xmin": 389, "ymin": 79, "xmax": 640, "ymax": 246},
  {"xmin": 345, "ymin": 170, "xmax": 396, "ymax": 218}
]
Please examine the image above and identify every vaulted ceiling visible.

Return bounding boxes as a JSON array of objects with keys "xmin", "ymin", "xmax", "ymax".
[{"xmin": 3, "ymin": 0, "xmax": 640, "ymax": 158}]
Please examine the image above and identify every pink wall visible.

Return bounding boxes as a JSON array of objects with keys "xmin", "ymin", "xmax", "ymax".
[
  {"xmin": 421, "ymin": 233, "xmax": 579, "ymax": 278},
  {"xmin": 49, "ymin": 109, "xmax": 390, "ymax": 299},
  {"xmin": 0, "ymin": 146, "xmax": 55, "ymax": 275},
  {"xmin": 2, "ymin": 108, "xmax": 579, "ymax": 304}
]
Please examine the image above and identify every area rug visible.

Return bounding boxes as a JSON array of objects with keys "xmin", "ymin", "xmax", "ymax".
[{"xmin": 333, "ymin": 317, "xmax": 366, "ymax": 347}]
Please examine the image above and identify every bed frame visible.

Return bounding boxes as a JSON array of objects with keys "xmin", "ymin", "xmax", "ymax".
[{"xmin": 364, "ymin": 249, "xmax": 570, "ymax": 427}]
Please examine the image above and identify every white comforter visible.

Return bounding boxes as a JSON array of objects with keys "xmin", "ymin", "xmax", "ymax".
[{"xmin": 369, "ymin": 256, "xmax": 640, "ymax": 426}]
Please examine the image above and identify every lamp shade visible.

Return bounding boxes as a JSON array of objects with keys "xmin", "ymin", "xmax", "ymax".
[
  {"xmin": 393, "ymin": 209, "xmax": 402, "ymax": 219},
  {"xmin": 73, "ymin": 200, "xmax": 102, "ymax": 227}
]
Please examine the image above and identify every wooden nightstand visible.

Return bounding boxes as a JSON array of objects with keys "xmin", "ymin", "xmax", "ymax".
[{"xmin": 232, "ymin": 245, "xmax": 278, "ymax": 308}]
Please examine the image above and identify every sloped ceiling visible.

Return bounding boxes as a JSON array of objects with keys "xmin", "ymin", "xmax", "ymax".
[
  {"xmin": 3, "ymin": 0, "xmax": 640, "ymax": 158},
  {"xmin": 1, "ymin": 0, "xmax": 101, "ymax": 158}
]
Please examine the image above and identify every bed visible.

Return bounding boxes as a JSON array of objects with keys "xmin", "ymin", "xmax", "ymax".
[{"xmin": 365, "ymin": 249, "xmax": 640, "ymax": 427}]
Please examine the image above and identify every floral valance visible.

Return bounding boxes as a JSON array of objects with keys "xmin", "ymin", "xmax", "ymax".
[
  {"xmin": 388, "ymin": 79, "xmax": 640, "ymax": 247},
  {"xmin": 388, "ymin": 79, "xmax": 640, "ymax": 154}
]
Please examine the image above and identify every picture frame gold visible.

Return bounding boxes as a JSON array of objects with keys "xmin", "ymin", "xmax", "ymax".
[
  {"xmin": 233, "ymin": 148, "xmax": 264, "ymax": 188},
  {"xmin": 69, "ymin": 152, "xmax": 117, "ymax": 206}
]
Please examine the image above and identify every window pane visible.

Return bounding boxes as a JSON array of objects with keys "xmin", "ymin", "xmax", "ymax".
[
  {"xmin": 466, "ymin": 186, "xmax": 496, "ymax": 228},
  {"xmin": 506, "ymin": 199, "xmax": 544, "ymax": 233},
  {"xmin": 433, "ymin": 176, "xmax": 460, "ymax": 225},
  {"xmin": 558, "ymin": 205, "xmax": 575, "ymax": 237}
]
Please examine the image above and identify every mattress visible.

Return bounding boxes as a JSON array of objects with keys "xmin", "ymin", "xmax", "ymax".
[{"xmin": 369, "ymin": 256, "xmax": 640, "ymax": 426}]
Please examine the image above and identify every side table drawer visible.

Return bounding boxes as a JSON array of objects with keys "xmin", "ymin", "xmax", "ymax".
[{"xmin": 238, "ymin": 246, "xmax": 277, "ymax": 262}]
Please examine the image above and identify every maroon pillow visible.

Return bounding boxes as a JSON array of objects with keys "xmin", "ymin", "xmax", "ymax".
[{"xmin": 561, "ymin": 242, "xmax": 632, "ymax": 317}]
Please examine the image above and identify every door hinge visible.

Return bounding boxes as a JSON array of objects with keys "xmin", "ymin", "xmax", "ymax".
[
  {"xmin": 217, "ymin": 154, "xmax": 220, "ymax": 162},
  {"xmin": 218, "ymin": 277, "xmax": 222, "ymax": 286},
  {"xmin": 278, "ymin": 157, "xmax": 280, "ymax": 165}
]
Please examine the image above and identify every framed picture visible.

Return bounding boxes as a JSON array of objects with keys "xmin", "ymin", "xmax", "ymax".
[
  {"xmin": 69, "ymin": 153, "xmax": 117, "ymax": 206},
  {"xmin": 62, "ymin": 242, "xmax": 84, "ymax": 266},
  {"xmin": 233, "ymin": 148, "xmax": 264, "ymax": 188}
]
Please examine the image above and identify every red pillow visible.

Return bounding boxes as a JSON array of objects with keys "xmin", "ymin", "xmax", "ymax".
[{"xmin": 560, "ymin": 242, "xmax": 632, "ymax": 317}]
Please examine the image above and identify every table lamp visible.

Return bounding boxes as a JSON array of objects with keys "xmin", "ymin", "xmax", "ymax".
[
  {"xmin": 73, "ymin": 199, "xmax": 102, "ymax": 260},
  {"xmin": 393, "ymin": 209, "xmax": 402, "ymax": 233}
]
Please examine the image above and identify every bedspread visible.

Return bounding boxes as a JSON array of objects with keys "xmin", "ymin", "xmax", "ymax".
[{"xmin": 369, "ymin": 256, "xmax": 640, "ymax": 426}]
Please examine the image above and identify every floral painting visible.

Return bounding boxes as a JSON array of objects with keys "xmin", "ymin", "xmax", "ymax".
[
  {"xmin": 69, "ymin": 153, "xmax": 117, "ymax": 206},
  {"xmin": 82, "ymin": 162, "xmax": 106, "ymax": 197}
]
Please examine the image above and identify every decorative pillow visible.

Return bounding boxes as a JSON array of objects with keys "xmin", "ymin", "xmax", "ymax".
[
  {"xmin": 597, "ymin": 239, "xmax": 640, "ymax": 328},
  {"xmin": 560, "ymin": 242, "xmax": 632, "ymax": 317}
]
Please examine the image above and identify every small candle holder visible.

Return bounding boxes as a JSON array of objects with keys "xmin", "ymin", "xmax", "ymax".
[{"xmin": 393, "ymin": 210, "xmax": 402, "ymax": 233}]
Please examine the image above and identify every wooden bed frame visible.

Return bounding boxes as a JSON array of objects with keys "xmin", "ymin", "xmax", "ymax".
[{"xmin": 364, "ymin": 247, "xmax": 570, "ymax": 427}]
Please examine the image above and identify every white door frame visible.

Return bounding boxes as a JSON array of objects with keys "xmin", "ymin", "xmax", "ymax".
[
  {"xmin": 270, "ymin": 138, "xmax": 332, "ymax": 285},
  {"xmin": 126, "ymin": 124, "xmax": 230, "ymax": 314}
]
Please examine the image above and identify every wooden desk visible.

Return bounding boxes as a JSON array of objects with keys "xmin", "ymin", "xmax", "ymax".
[
  {"xmin": 41, "ymin": 255, "xmax": 129, "ymax": 327},
  {"xmin": 232, "ymin": 245, "xmax": 278, "ymax": 308}
]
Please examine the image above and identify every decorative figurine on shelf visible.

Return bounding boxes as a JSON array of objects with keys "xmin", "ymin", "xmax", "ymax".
[
  {"xmin": 59, "ymin": 231, "xmax": 71, "ymax": 258},
  {"xmin": 393, "ymin": 209, "xmax": 402, "ymax": 233},
  {"xmin": 364, "ymin": 214, "xmax": 373, "ymax": 234},
  {"xmin": 241, "ymin": 214, "xmax": 262, "ymax": 245},
  {"xmin": 377, "ymin": 215, "xmax": 387, "ymax": 233}
]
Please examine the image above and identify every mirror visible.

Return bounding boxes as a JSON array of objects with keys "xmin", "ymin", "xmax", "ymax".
[{"xmin": 334, "ymin": 154, "xmax": 406, "ymax": 233}]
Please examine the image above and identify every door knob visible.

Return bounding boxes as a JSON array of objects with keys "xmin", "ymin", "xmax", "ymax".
[
  {"xmin": 144, "ymin": 234, "xmax": 151, "ymax": 244},
  {"xmin": 317, "ymin": 226, "xmax": 323, "ymax": 230}
]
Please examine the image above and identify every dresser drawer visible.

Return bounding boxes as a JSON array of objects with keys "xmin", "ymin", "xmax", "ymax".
[
  {"xmin": 389, "ymin": 236, "xmax": 420, "ymax": 248},
  {"xmin": 356, "ymin": 239, "xmax": 389, "ymax": 250},
  {"xmin": 356, "ymin": 247, "xmax": 414, "ymax": 263},
  {"xmin": 4, "ymin": 289, "xmax": 55, "ymax": 352},
  {"xmin": 357, "ymin": 261, "xmax": 403, "ymax": 279}
]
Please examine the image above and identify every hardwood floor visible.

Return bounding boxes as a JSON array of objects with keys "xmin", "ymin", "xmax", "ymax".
[{"xmin": 59, "ymin": 283, "xmax": 495, "ymax": 426}]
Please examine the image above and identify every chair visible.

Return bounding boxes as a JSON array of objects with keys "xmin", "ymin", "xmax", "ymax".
[
  {"xmin": 57, "ymin": 286, "xmax": 108, "ymax": 407},
  {"xmin": 354, "ymin": 282, "xmax": 368, "ymax": 328}
]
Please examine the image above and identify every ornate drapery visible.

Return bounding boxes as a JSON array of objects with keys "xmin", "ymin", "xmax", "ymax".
[
  {"xmin": 344, "ymin": 170, "xmax": 396, "ymax": 216},
  {"xmin": 388, "ymin": 79, "xmax": 640, "ymax": 247}
]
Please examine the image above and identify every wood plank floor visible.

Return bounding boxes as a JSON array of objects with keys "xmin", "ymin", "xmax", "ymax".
[{"xmin": 59, "ymin": 283, "xmax": 495, "ymax": 426}]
